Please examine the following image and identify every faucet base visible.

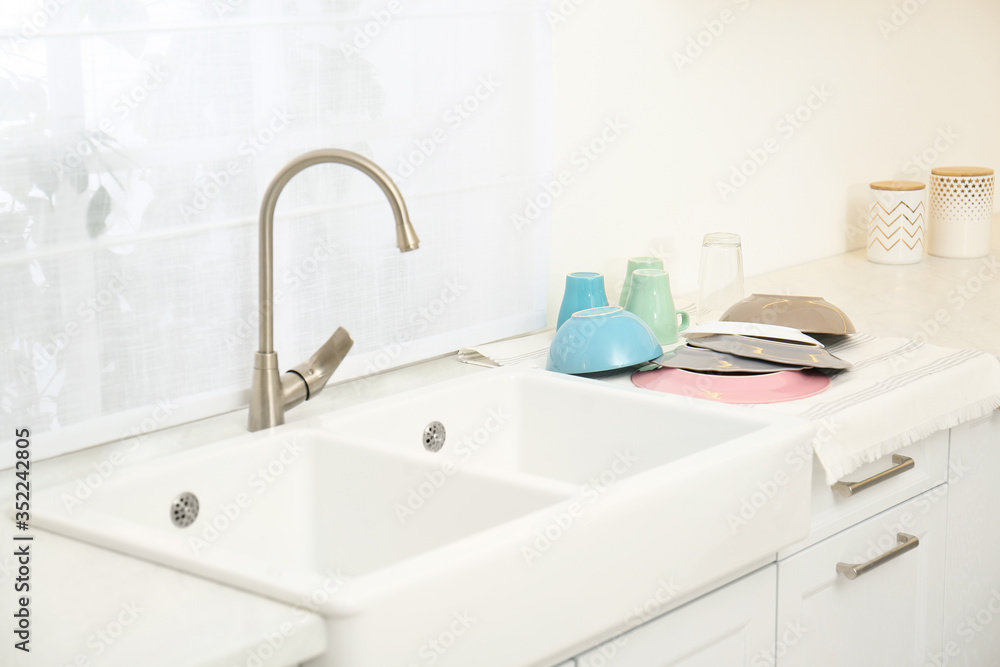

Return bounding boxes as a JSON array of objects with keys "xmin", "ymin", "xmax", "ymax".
[{"xmin": 249, "ymin": 351, "xmax": 284, "ymax": 432}]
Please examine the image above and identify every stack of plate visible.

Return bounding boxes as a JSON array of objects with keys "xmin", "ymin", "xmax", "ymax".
[{"xmin": 632, "ymin": 296, "xmax": 856, "ymax": 404}]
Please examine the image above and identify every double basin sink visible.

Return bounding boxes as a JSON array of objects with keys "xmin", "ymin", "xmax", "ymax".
[{"xmin": 32, "ymin": 367, "xmax": 815, "ymax": 666}]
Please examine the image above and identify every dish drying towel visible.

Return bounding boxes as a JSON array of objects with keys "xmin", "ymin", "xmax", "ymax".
[
  {"xmin": 457, "ymin": 330, "xmax": 554, "ymax": 369},
  {"xmin": 757, "ymin": 334, "xmax": 1000, "ymax": 485}
]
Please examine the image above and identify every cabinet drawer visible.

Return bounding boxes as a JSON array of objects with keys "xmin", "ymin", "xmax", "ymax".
[
  {"xmin": 575, "ymin": 565, "xmax": 775, "ymax": 666},
  {"xmin": 779, "ymin": 430, "xmax": 948, "ymax": 558},
  {"xmin": 776, "ymin": 486, "xmax": 947, "ymax": 666}
]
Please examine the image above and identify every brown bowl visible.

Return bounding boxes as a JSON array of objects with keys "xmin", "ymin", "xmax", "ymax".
[{"xmin": 720, "ymin": 294, "xmax": 857, "ymax": 335}]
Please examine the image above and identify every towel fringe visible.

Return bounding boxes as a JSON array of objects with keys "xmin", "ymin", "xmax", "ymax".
[{"xmin": 817, "ymin": 394, "xmax": 1000, "ymax": 485}]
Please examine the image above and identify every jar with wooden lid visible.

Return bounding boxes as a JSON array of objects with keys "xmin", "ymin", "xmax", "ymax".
[
  {"xmin": 928, "ymin": 166, "xmax": 995, "ymax": 258},
  {"xmin": 868, "ymin": 180, "xmax": 925, "ymax": 265}
]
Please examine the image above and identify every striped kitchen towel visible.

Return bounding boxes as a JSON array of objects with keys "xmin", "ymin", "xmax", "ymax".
[{"xmin": 758, "ymin": 334, "xmax": 1000, "ymax": 485}]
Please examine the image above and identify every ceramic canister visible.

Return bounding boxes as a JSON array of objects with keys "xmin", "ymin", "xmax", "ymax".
[
  {"xmin": 867, "ymin": 180, "xmax": 926, "ymax": 265},
  {"xmin": 928, "ymin": 166, "xmax": 995, "ymax": 258}
]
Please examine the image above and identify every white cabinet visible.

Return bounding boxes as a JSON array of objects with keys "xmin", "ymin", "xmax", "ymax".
[
  {"xmin": 943, "ymin": 411, "xmax": 1000, "ymax": 666},
  {"xmin": 566, "ymin": 416, "xmax": 1000, "ymax": 667},
  {"xmin": 776, "ymin": 487, "xmax": 948, "ymax": 666},
  {"xmin": 778, "ymin": 431, "xmax": 949, "ymax": 559},
  {"xmin": 575, "ymin": 566, "xmax": 776, "ymax": 667}
]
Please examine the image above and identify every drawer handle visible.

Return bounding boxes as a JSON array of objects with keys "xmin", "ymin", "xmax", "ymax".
[
  {"xmin": 836, "ymin": 533, "xmax": 919, "ymax": 580},
  {"xmin": 832, "ymin": 454, "xmax": 914, "ymax": 497}
]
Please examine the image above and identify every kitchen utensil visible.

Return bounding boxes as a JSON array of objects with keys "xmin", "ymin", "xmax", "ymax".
[
  {"xmin": 632, "ymin": 367, "xmax": 831, "ymax": 404},
  {"xmin": 649, "ymin": 345, "xmax": 806, "ymax": 374},
  {"xmin": 686, "ymin": 334, "xmax": 852, "ymax": 370},
  {"xmin": 546, "ymin": 306, "xmax": 662, "ymax": 375},
  {"xmin": 622, "ymin": 268, "xmax": 689, "ymax": 345},
  {"xmin": 683, "ymin": 321, "xmax": 822, "ymax": 346},
  {"xmin": 618, "ymin": 256, "xmax": 665, "ymax": 307},
  {"xmin": 720, "ymin": 293, "xmax": 857, "ymax": 335},
  {"xmin": 557, "ymin": 272, "xmax": 609, "ymax": 329},
  {"xmin": 868, "ymin": 180, "xmax": 925, "ymax": 265},
  {"xmin": 928, "ymin": 166, "xmax": 995, "ymax": 258},
  {"xmin": 696, "ymin": 233, "xmax": 744, "ymax": 323}
]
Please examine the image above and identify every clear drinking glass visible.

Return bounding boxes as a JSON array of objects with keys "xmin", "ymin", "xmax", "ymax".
[{"xmin": 697, "ymin": 232, "xmax": 744, "ymax": 323}]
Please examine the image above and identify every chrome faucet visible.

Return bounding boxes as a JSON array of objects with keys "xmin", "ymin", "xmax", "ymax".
[{"xmin": 248, "ymin": 149, "xmax": 420, "ymax": 432}]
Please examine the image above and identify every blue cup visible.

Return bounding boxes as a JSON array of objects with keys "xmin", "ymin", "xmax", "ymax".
[{"xmin": 557, "ymin": 272, "xmax": 609, "ymax": 329}]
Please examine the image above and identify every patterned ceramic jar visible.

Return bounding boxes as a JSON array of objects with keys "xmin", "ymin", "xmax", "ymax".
[
  {"xmin": 868, "ymin": 180, "xmax": 925, "ymax": 265},
  {"xmin": 928, "ymin": 166, "xmax": 995, "ymax": 258}
]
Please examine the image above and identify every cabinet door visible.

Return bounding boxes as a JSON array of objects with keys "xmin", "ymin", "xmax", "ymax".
[
  {"xmin": 575, "ymin": 565, "xmax": 775, "ymax": 667},
  {"xmin": 778, "ymin": 431, "xmax": 949, "ymax": 559},
  {"xmin": 944, "ymin": 411, "xmax": 1000, "ymax": 666},
  {"xmin": 776, "ymin": 487, "xmax": 947, "ymax": 666}
]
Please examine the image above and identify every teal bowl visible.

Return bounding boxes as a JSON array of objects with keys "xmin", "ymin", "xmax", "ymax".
[{"xmin": 546, "ymin": 306, "xmax": 663, "ymax": 375}]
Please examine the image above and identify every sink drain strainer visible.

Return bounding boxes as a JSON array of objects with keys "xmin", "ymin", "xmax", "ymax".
[
  {"xmin": 423, "ymin": 421, "xmax": 446, "ymax": 452},
  {"xmin": 171, "ymin": 492, "xmax": 200, "ymax": 528}
]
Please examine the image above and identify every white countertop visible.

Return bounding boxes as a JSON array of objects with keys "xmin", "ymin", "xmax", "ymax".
[
  {"xmin": 3, "ymin": 217, "xmax": 998, "ymax": 666},
  {"xmin": 740, "ymin": 221, "xmax": 1000, "ymax": 357}
]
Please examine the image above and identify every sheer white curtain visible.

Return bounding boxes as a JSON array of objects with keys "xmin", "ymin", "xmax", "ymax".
[{"xmin": 0, "ymin": 0, "xmax": 552, "ymax": 462}]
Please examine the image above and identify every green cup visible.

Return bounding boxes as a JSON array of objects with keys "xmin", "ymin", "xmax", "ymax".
[
  {"xmin": 618, "ymin": 256, "xmax": 665, "ymax": 307},
  {"xmin": 623, "ymin": 268, "xmax": 690, "ymax": 345}
]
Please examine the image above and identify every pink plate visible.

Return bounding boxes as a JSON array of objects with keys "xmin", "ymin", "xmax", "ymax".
[{"xmin": 632, "ymin": 367, "xmax": 831, "ymax": 404}]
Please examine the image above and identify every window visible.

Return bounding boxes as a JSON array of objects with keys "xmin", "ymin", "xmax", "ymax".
[{"xmin": 0, "ymin": 0, "xmax": 552, "ymax": 462}]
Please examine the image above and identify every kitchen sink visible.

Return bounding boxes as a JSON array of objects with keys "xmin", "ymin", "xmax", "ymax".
[
  {"xmin": 321, "ymin": 366, "xmax": 781, "ymax": 485},
  {"xmin": 33, "ymin": 366, "xmax": 815, "ymax": 667}
]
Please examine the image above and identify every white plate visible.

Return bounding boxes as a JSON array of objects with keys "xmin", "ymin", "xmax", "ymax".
[{"xmin": 684, "ymin": 321, "xmax": 822, "ymax": 346}]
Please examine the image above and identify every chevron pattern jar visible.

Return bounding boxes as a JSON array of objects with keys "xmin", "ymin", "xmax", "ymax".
[
  {"xmin": 868, "ymin": 180, "xmax": 926, "ymax": 265},
  {"xmin": 928, "ymin": 166, "xmax": 995, "ymax": 258}
]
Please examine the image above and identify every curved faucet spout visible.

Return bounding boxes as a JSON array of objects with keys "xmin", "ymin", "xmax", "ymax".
[
  {"xmin": 249, "ymin": 148, "xmax": 420, "ymax": 432},
  {"xmin": 258, "ymin": 148, "xmax": 420, "ymax": 354}
]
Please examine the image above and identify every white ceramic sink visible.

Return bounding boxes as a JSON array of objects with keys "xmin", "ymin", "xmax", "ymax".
[
  {"xmin": 322, "ymin": 366, "xmax": 782, "ymax": 484},
  {"xmin": 33, "ymin": 366, "xmax": 815, "ymax": 667}
]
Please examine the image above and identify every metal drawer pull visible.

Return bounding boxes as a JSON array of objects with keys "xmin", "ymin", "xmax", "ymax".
[
  {"xmin": 832, "ymin": 455, "xmax": 914, "ymax": 497},
  {"xmin": 836, "ymin": 533, "xmax": 919, "ymax": 580}
]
